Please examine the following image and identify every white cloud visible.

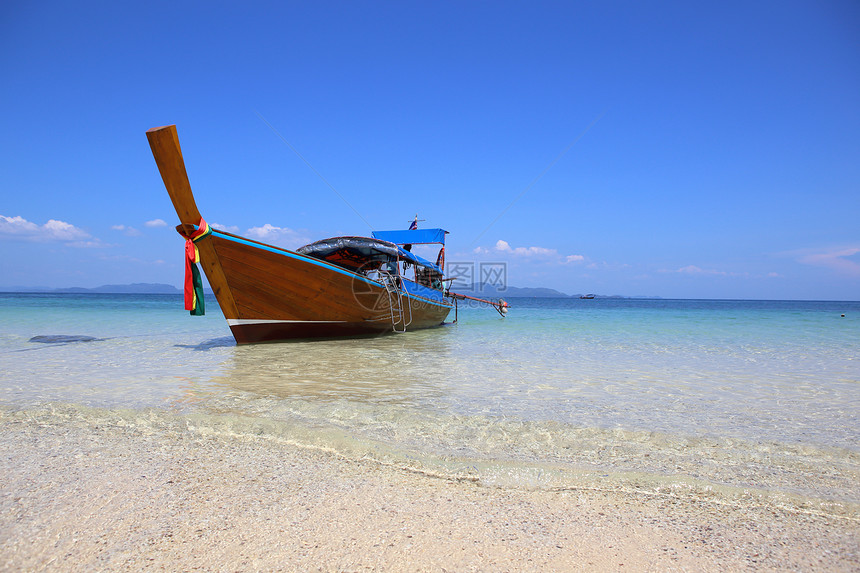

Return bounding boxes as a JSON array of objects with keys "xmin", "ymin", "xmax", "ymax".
[
  {"xmin": 668, "ymin": 265, "xmax": 748, "ymax": 277},
  {"xmin": 795, "ymin": 246, "xmax": 860, "ymax": 277},
  {"xmin": 211, "ymin": 222, "xmax": 240, "ymax": 234},
  {"xmin": 586, "ymin": 261, "xmax": 629, "ymax": 271},
  {"xmin": 1, "ymin": 215, "xmax": 93, "ymax": 243},
  {"xmin": 145, "ymin": 219, "xmax": 168, "ymax": 228},
  {"xmin": 245, "ymin": 224, "xmax": 311, "ymax": 249},
  {"xmin": 495, "ymin": 239, "xmax": 557, "ymax": 257},
  {"xmin": 675, "ymin": 265, "xmax": 727, "ymax": 276},
  {"xmin": 469, "ymin": 239, "xmax": 587, "ymax": 266},
  {"xmin": 246, "ymin": 223, "xmax": 283, "ymax": 239},
  {"xmin": 43, "ymin": 219, "xmax": 92, "ymax": 241},
  {"xmin": 69, "ymin": 240, "xmax": 111, "ymax": 249},
  {"xmin": 110, "ymin": 224, "xmax": 142, "ymax": 237},
  {"xmin": 1, "ymin": 215, "xmax": 39, "ymax": 236}
]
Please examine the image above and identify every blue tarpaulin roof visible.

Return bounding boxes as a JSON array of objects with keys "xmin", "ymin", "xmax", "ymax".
[
  {"xmin": 397, "ymin": 247, "xmax": 442, "ymax": 273},
  {"xmin": 372, "ymin": 228, "xmax": 447, "ymax": 245}
]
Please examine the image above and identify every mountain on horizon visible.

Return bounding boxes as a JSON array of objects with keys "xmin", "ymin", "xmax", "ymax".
[
  {"xmin": 449, "ymin": 282, "xmax": 571, "ymax": 298},
  {"xmin": 448, "ymin": 283, "xmax": 638, "ymax": 299},
  {"xmin": 55, "ymin": 283, "xmax": 183, "ymax": 294},
  {"xmin": 0, "ymin": 283, "xmax": 182, "ymax": 294}
]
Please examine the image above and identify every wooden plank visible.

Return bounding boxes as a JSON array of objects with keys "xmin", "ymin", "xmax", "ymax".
[
  {"xmin": 146, "ymin": 125, "xmax": 200, "ymax": 225},
  {"xmin": 217, "ymin": 242, "xmax": 356, "ymax": 319}
]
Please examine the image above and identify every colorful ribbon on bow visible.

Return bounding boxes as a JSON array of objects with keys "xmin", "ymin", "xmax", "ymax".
[{"xmin": 184, "ymin": 218, "xmax": 212, "ymax": 315}]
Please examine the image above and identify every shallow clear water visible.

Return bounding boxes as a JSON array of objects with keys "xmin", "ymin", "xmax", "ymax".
[{"xmin": 2, "ymin": 293, "xmax": 858, "ymax": 515}]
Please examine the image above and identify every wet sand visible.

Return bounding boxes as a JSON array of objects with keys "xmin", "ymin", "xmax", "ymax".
[{"xmin": 1, "ymin": 417, "xmax": 858, "ymax": 572}]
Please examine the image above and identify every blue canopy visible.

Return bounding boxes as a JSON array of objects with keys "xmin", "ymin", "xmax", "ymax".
[
  {"xmin": 372, "ymin": 228, "xmax": 447, "ymax": 246},
  {"xmin": 397, "ymin": 247, "xmax": 442, "ymax": 273}
]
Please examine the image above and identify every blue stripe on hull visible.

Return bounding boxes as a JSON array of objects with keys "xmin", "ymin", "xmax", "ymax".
[{"xmin": 210, "ymin": 229, "xmax": 453, "ymax": 310}]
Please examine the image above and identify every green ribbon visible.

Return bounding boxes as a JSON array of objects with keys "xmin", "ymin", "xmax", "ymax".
[{"xmin": 189, "ymin": 262, "xmax": 205, "ymax": 316}]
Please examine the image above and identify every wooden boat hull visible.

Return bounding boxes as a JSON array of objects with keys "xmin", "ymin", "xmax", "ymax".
[
  {"xmin": 206, "ymin": 230, "xmax": 452, "ymax": 343},
  {"xmin": 146, "ymin": 124, "xmax": 452, "ymax": 344}
]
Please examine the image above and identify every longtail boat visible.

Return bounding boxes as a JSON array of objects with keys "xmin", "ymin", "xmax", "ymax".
[{"xmin": 146, "ymin": 124, "xmax": 458, "ymax": 344}]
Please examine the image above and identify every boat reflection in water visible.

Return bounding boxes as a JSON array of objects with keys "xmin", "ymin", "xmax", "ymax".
[{"xmin": 201, "ymin": 326, "xmax": 458, "ymax": 404}]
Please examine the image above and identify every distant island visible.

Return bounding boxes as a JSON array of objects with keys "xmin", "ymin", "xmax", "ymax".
[
  {"xmin": 0, "ymin": 282, "xmax": 656, "ymax": 299},
  {"xmin": 0, "ymin": 283, "xmax": 183, "ymax": 294},
  {"xmin": 451, "ymin": 283, "xmax": 569, "ymax": 298},
  {"xmin": 443, "ymin": 283, "xmax": 645, "ymax": 299}
]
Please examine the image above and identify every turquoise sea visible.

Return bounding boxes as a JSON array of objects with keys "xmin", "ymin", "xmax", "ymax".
[{"xmin": 1, "ymin": 293, "xmax": 858, "ymax": 517}]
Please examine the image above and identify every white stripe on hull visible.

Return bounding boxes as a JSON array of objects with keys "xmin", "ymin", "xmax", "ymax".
[{"xmin": 226, "ymin": 319, "xmax": 349, "ymax": 326}]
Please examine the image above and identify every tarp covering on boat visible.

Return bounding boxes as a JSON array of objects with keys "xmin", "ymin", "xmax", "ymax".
[
  {"xmin": 399, "ymin": 249, "xmax": 442, "ymax": 274},
  {"xmin": 297, "ymin": 236, "xmax": 443, "ymax": 273},
  {"xmin": 371, "ymin": 228, "xmax": 447, "ymax": 246}
]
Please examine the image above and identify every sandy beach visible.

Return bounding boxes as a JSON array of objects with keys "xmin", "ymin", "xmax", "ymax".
[{"xmin": 1, "ymin": 416, "xmax": 857, "ymax": 572}]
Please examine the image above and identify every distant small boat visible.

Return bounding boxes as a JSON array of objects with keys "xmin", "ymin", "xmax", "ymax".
[
  {"xmin": 146, "ymin": 125, "xmax": 507, "ymax": 344},
  {"xmin": 580, "ymin": 294, "xmax": 595, "ymax": 299}
]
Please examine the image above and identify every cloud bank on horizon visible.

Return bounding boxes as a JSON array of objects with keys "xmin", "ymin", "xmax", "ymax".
[{"xmin": 2, "ymin": 209, "xmax": 858, "ymax": 298}]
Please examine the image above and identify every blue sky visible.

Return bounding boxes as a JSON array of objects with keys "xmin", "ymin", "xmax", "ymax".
[{"xmin": 1, "ymin": 1, "xmax": 858, "ymax": 299}]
